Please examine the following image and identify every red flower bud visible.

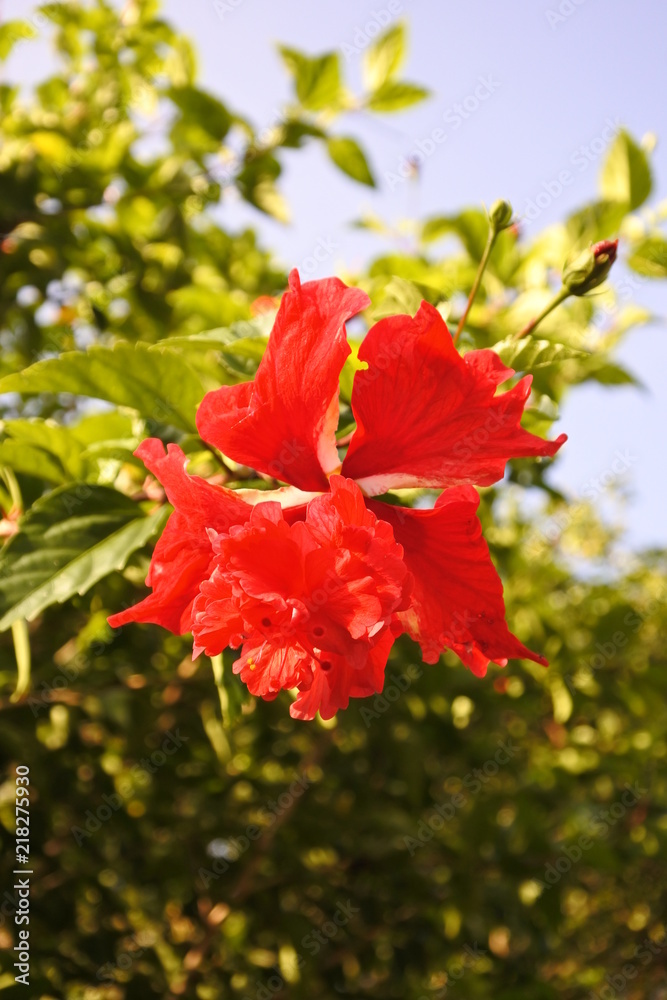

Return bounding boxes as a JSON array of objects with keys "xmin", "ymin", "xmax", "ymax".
[{"xmin": 563, "ymin": 239, "xmax": 618, "ymax": 295}]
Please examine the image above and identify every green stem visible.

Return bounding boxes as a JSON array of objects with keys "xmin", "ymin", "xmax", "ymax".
[
  {"xmin": 210, "ymin": 653, "xmax": 226, "ymax": 711},
  {"xmin": 514, "ymin": 286, "xmax": 571, "ymax": 340},
  {"xmin": 0, "ymin": 467, "xmax": 22, "ymax": 513},
  {"xmin": 454, "ymin": 226, "xmax": 498, "ymax": 345},
  {"xmin": 10, "ymin": 620, "xmax": 31, "ymax": 702}
]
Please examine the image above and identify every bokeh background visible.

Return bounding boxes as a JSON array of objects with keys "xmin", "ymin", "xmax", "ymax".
[{"xmin": 0, "ymin": 1, "xmax": 665, "ymax": 998}]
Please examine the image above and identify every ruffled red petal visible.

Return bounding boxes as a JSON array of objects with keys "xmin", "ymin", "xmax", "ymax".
[
  {"xmin": 107, "ymin": 440, "xmax": 252, "ymax": 634},
  {"xmin": 196, "ymin": 270, "xmax": 369, "ymax": 491},
  {"xmin": 367, "ymin": 487, "xmax": 547, "ymax": 674},
  {"xmin": 342, "ymin": 302, "xmax": 566, "ymax": 494},
  {"xmin": 290, "ymin": 630, "xmax": 394, "ymax": 721},
  {"xmin": 191, "ymin": 477, "xmax": 410, "ymax": 718}
]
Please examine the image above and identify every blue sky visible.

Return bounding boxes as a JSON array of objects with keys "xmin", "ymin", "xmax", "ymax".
[{"xmin": 6, "ymin": 0, "xmax": 667, "ymax": 547}]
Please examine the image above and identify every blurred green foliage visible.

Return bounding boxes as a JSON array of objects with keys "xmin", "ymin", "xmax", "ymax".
[{"xmin": 0, "ymin": 3, "xmax": 665, "ymax": 998}]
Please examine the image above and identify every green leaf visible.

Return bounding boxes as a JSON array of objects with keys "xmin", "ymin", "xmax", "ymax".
[
  {"xmin": 0, "ymin": 486, "xmax": 169, "ymax": 632},
  {"xmin": 116, "ymin": 195, "xmax": 162, "ymax": 241},
  {"xmin": 339, "ymin": 340, "xmax": 364, "ymax": 405},
  {"xmin": 600, "ymin": 131, "xmax": 652, "ymax": 210},
  {"xmin": 327, "ymin": 136, "xmax": 375, "ymax": 187},
  {"xmin": 279, "ymin": 47, "xmax": 342, "ymax": 112},
  {"xmin": 367, "ymin": 81, "xmax": 429, "ymax": 112},
  {"xmin": 0, "ymin": 420, "xmax": 86, "ymax": 484},
  {"xmin": 371, "ymin": 276, "xmax": 424, "ymax": 320},
  {"xmin": 154, "ymin": 319, "xmax": 270, "ymax": 380},
  {"xmin": 493, "ymin": 337, "xmax": 587, "ymax": 371},
  {"xmin": 236, "ymin": 152, "xmax": 290, "ymax": 222},
  {"xmin": 566, "ymin": 199, "xmax": 627, "ymax": 244},
  {"xmin": 0, "ymin": 21, "xmax": 37, "ymax": 61},
  {"xmin": 211, "ymin": 651, "xmax": 250, "ymax": 729},
  {"xmin": 0, "ymin": 342, "xmax": 204, "ymax": 432},
  {"xmin": 155, "ymin": 318, "xmax": 271, "ymax": 355},
  {"xmin": 169, "ymin": 86, "xmax": 231, "ymax": 142},
  {"xmin": 421, "ymin": 209, "xmax": 489, "ymax": 261},
  {"xmin": 363, "ymin": 23, "xmax": 406, "ymax": 91},
  {"xmin": 584, "ymin": 362, "xmax": 642, "ymax": 387},
  {"xmin": 627, "ymin": 236, "xmax": 667, "ymax": 278}
]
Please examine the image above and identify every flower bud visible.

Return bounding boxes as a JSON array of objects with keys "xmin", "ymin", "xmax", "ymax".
[
  {"xmin": 562, "ymin": 239, "xmax": 618, "ymax": 295},
  {"xmin": 489, "ymin": 199, "xmax": 513, "ymax": 232}
]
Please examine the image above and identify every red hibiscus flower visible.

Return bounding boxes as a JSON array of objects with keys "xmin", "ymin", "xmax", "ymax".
[
  {"xmin": 191, "ymin": 475, "xmax": 410, "ymax": 720},
  {"xmin": 109, "ymin": 270, "xmax": 566, "ymax": 719}
]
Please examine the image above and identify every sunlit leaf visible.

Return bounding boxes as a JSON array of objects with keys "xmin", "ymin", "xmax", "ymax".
[
  {"xmin": 363, "ymin": 23, "xmax": 406, "ymax": 91},
  {"xmin": 279, "ymin": 47, "xmax": 342, "ymax": 111},
  {"xmin": 600, "ymin": 130, "xmax": 652, "ymax": 210},
  {"xmin": 0, "ymin": 486, "xmax": 168, "ymax": 631},
  {"xmin": 0, "ymin": 343, "xmax": 205, "ymax": 432},
  {"xmin": 493, "ymin": 337, "xmax": 587, "ymax": 370},
  {"xmin": 327, "ymin": 136, "xmax": 375, "ymax": 187},
  {"xmin": 367, "ymin": 80, "xmax": 429, "ymax": 112}
]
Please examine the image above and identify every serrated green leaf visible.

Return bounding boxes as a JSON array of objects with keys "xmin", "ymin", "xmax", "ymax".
[
  {"xmin": 154, "ymin": 318, "xmax": 271, "ymax": 354},
  {"xmin": 493, "ymin": 337, "xmax": 587, "ymax": 371},
  {"xmin": 600, "ymin": 131, "xmax": 652, "ymax": 210},
  {"xmin": 367, "ymin": 80, "xmax": 429, "ymax": 112},
  {"xmin": 154, "ymin": 321, "xmax": 271, "ymax": 382},
  {"xmin": 0, "ymin": 486, "xmax": 168, "ymax": 632},
  {"xmin": 279, "ymin": 47, "xmax": 342, "ymax": 112},
  {"xmin": 0, "ymin": 342, "xmax": 204, "ymax": 432},
  {"xmin": 363, "ymin": 23, "xmax": 406, "ymax": 91},
  {"xmin": 327, "ymin": 136, "xmax": 375, "ymax": 187}
]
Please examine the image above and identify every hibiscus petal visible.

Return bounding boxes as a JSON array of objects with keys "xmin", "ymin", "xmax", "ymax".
[
  {"xmin": 290, "ymin": 632, "xmax": 393, "ymax": 721},
  {"xmin": 234, "ymin": 639, "xmax": 311, "ymax": 698},
  {"xmin": 107, "ymin": 440, "xmax": 251, "ymax": 634},
  {"xmin": 108, "ymin": 511, "xmax": 214, "ymax": 633},
  {"xmin": 367, "ymin": 488, "xmax": 547, "ymax": 673},
  {"xmin": 196, "ymin": 269, "xmax": 370, "ymax": 491},
  {"xmin": 342, "ymin": 302, "xmax": 566, "ymax": 494}
]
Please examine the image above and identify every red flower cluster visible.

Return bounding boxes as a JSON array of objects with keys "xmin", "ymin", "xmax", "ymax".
[{"xmin": 109, "ymin": 271, "xmax": 566, "ymax": 719}]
